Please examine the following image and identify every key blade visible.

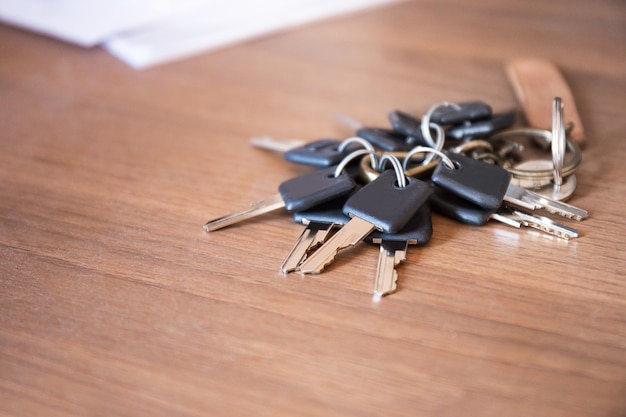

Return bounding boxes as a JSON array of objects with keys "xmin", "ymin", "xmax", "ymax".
[
  {"xmin": 373, "ymin": 241, "xmax": 407, "ymax": 301},
  {"xmin": 280, "ymin": 223, "xmax": 338, "ymax": 274},
  {"xmin": 512, "ymin": 210, "xmax": 579, "ymax": 240},
  {"xmin": 505, "ymin": 184, "xmax": 588, "ymax": 221},
  {"xmin": 299, "ymin": 217, "xmax": 375, "ymax": 274},
  {"xmin": 204, "ymin": 193, "xmax": 284, "ymax": 232},
  {"xmin": 249, "ymin": 137, "xmax": 305, "ymax": 153}
]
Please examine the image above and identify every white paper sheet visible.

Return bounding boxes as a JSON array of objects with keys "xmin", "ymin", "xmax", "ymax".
[{"xmin": 0, "ymin": 0, "xmax": 402, "ymax": 67}]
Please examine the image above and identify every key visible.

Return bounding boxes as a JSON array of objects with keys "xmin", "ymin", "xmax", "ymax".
[
  {"xmin": 429, "ymin": 101, "xmax": 492, "ymax": 125},
  {"xmin": 204, "ymin": 165, "xmax": 356, "ymax": 232},
  {"xmin": 250, "ymin": 136, "xmax": 366, "ymax": 168},
  {"xmin": 503, "ymin": 183, "xmax": 588, "ymax": 221},
  {"xmin": 430, "ymin": 186, "xmax": 579, "ymax": 239},
  {"xmin": 445, "ymin": 112, "xmax": 516, "ymax": 140},
  {"xmin": 299, "ymin": 168, "xmax": 433, "ymax": 274},
  {"xmin": 356, "ymin": 127, "xmax": 415, "ymax": 151},
  {"xmin": 281, "ymin": 198, "xmax": 351, "ymax": 274},
  {"xmin": 430, "ymin": 151, "xmax": 588, "ymax": 221},
  {"xmin": 387, "ymin": 110, "xmax": 435, "ymax": 147},
  {"xmin": 365, "ymin": 205, "xmax": 433, "ymax": 299}
]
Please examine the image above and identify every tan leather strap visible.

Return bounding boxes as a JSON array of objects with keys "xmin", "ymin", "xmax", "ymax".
[{"xmin": 505, "ymin": 58, "xmax": 586, "ymax": 147}]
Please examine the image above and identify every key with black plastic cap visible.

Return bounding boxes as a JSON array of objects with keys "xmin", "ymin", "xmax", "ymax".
[
  {"xmin": 445, "ymin": 112, "xmax": 516, "ymax": 140},
  {"xmin": 429, "ymin": 151, "xmax": 582, "ymax": 238},
  {"xmin": 299, "ymin": 167, "xmax": 433, "ymax": 274},
  {"xmin": 281, "ymin": 197, "xmax": 351, "ymax": 274},
  {"xmin": 203, "ymin": 165, "xmax": 356, "ymax": 232},
  {"xmin": 387, "ymin": 110, "xmax": 436, "ymax": 147},
  {"xmin": 429, "ymin": 100, "xmax": 492, "ymax": 125},
  {"xmin": 251, "ymin": 137, "xmax": 369, "ymax": 168},
  {"xmin": 364, "ymin": 205, "xmax": 433, "ymax": 300}
]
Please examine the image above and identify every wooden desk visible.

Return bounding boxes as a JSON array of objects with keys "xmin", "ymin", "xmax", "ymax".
[{"xmin": 1, "ymin": 1, "xmax": 625, "ymax": 416}]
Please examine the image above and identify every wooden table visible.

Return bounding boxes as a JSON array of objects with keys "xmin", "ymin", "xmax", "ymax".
[{"xmin": 1, "ymin": 1, "xmax": 625, "ymax": 416}]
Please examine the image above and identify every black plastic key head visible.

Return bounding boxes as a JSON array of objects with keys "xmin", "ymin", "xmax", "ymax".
[
  {"xmin": 387, "ymin": 110, "xmax": 431, "ymax": 147},
  {"xmin": 278, "ymin": 166, "xmax": 356, "ymax": 212},
  {"xmin": 343, "ymin": 170, "xmax": 433, "ymax": 233},
  {"xmin": 356, "ymin": 127, "xmax": 413, "ymax": 151},
  {"xmin": 365, "ymin": 205, "xmax": 433, "ymax": 245},
  {"xmin": 445, "ymin": 112, "xmax": 516, "ymax": 140},
  {"xmin": 431, "ymin": 153, "xmax": 510, "ymax": 210},
  {"xmin": 283, "ymin": 139, "xmax": 349, "ymax": 168},
  {"xmin": 430, "ymin": 101, "xmax": 492, "ymax": 125},
  {"xmin": 293, "ymin": 194, "xmax": 352, "ymax": 226},
  {"xmin": 430, "ymin": 186, "xmax": 496, "ymax": 226}
]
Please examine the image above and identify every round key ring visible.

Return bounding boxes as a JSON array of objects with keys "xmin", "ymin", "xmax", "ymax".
[
  {"xmin": 488, "ymin": 127, "xmax": 582, "ymax": 187},
  {"xmin": 378, "ymin": 154, "xmax": 408, "ymax": 188},
  {"xmin": 337, "ymin": 137, "xmax": 378, "ymax": 170},
  {"xmin": 403, "ymin": 146, "xmax": 456, "ymax": 171}
]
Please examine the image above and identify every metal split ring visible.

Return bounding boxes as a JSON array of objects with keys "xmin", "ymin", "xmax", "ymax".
[
  {"xmin": 334, "ymin": 149, "xmax": 377, "ymax": 178},
  {"xmin": 488, "ymin": 127, "xmax": 582, "ymax": 181},
  {"xmin": 378, "ymin": 154, "xmax": 408, "ymax": 188},
  {"xmin": 337, "ymin": 137, "xmax": 377, "ymax": 169}
]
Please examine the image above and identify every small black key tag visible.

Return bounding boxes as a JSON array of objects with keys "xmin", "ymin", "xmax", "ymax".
[
  {"xmin": 278, "ymin": 166, "xmax": 356, "ymax": 212},
  {"xmin": 431, "ymin": 152, "xmax": 511, "ymax": 210}
]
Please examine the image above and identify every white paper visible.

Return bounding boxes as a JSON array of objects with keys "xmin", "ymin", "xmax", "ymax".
[
  {"xmin": 0, "ymin": 0, "xmax": 403, "ymax": 67},
  {"xmin": 0, "ymin": 0, "xmax": 185, "ymax": 46},
  {"xmin": 104, "ymin": 0, "xmax": 402, "ymax": 68}
]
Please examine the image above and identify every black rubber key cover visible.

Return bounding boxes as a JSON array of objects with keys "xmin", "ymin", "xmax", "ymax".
[
  {"xmin": 365, "ymin": 204, "xmax": 433, "ymax": 245},
  {"xmin": 343, "ymin": 170, "xmax": 433, "ymax": 234},
  {"xmin": 278, "ymin": 166, "xmax": 356, "ymax": 212},
  {"xmin": 388, "ymin": 110, "xmax": 431, "ymax": 147},
  {"xmin": 430, "ymin": 101, "xmax": 492, "ymax": 125},
  {"xmin": 283, "ymin": 139, "xmax": 349, "ymax": 168},
  {"xmin": 292, "ymin": 194, "xmax": 352, "ymax": 225},
  {"xmin": 446, "ymin": 112, "xmax": 516, "ymax": 140},
  {"xmin": 356, "ymin": 127, "xmax": 413, "ymax": 151},
  {"xmin": 430, "ymin": 186, "xmax": 495, "ymax": 226},
  {"xmin": 431, "ymin": 153, "xmax": 510, "ymax": 210}
]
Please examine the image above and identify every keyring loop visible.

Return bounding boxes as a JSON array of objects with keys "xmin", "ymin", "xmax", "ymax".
[
  {"xmin": 488, "ymin": 127, "xmax": 582, "ymax": 180},
  {"xmin": 420, "ymin": 102, "xmax": 461, "ymax": 149},
  {"xmin": 334, "ymin": 149, "xmax": 377, "ymax": 178},
  {"xmin": 359, "ymin": 151, "xmax": 438, "ymax": 183},
  {"xmin": 337, "ymin": 136, "xmax": 377, "ymax": 169},
  {"xmin": 552, "ymin": 97, "xmax": 566, "ymax": 187},
  {"xmin": 377, "ymin": 154, "xmax": 407, "ymax": 188},
  {"xmin": 403, "ymin": 146, "xmax": 456, "ymax": 171}
]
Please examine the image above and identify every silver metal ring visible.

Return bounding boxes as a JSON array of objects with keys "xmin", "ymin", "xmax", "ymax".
[
  {"xmin": 488, "ymin": 127, "xmax": 582, "ymax": 180},
  {"xmin": 338, "ymin": 136, "xmax": 377, "ymax": 169},
  {"xmin": 334, "ymin": 149, "xmax": 376, "ymax": 178},
  {"xmin": 403, "ymin": 146, "xmax": 456, "ymax": 171},
  {"xmin": 378, "ymin": 154, "xmax": 407, "ymax": 188},
  {"xmin": 552, "ymin": 97, "xmax": 566, "ymax": 187},
  {"xmin": 420, "ymin": 102, "xmax": 461, "ymax": 149}
]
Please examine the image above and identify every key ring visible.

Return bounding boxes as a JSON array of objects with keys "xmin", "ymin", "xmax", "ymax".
[
  {"xmin": 552, "ymin": 97, "xmax": 566, "ymax": 187},
  {"xmin": 334, "ymin": 149, "xmax": 377, "ymax": 178},
  {"xmin": 403, "ymin": 146, "xmax": 456, "ymax": 171},
  {"xmin": 488, "ymin": 127, "xmax": 582, "ymax": 182},
  {"xmin": 337, "ymin": 137, "xmax": 377, "ymax": 169},
  {"xmin": 420, "ymin": 102, "xmax": 461, "ymax": 149},
  {"xmin": 359, "ymin": 151, "xmax": 439, "ymax": 183},
  {"xmin": 377, "ymin": 154, "xmax": 408, "ymax": 188}
]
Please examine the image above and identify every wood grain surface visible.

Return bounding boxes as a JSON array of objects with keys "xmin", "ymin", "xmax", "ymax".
[{"xmin": 1, "ymin": 0, "xmax": 625, "ymax": 416}]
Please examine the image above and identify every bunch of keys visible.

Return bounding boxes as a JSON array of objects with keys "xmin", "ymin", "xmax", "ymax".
[{"xmin": 205, "ymin": 98, "xmax": 589, "ymax": 299}]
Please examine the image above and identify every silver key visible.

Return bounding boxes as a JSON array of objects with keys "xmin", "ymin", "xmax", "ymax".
[
  {"xmin": 249, "ymin": 136, "xmax": 306, "ymax": 153},
  {"xmin": 300, "ymin": 168, "xmax": 433, "ymax": 274},
  {"xmin": 299, "ymin": 217, "xmax": 376, "ymax": 274},
  {"xmin": 204, "ymin": 166, "xmax": 356, "ymax": 232},
  {"xmin": 372, "ymin": 241, "xmax": 407, "ymax": 300},
  {"xmin": 504, "ymin": 183, "xmax": 588, "ymax": 221},
  {"xmin": 280, "ymin": 222, "xmax": 340, "ymax": 274},
  {"xmin": 505, "ymin": 210, "xmax": 580, "ymax": 240},
  {"xmin": 204, "ymin": 193, "xmax": 284, "ymax": 232}
]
